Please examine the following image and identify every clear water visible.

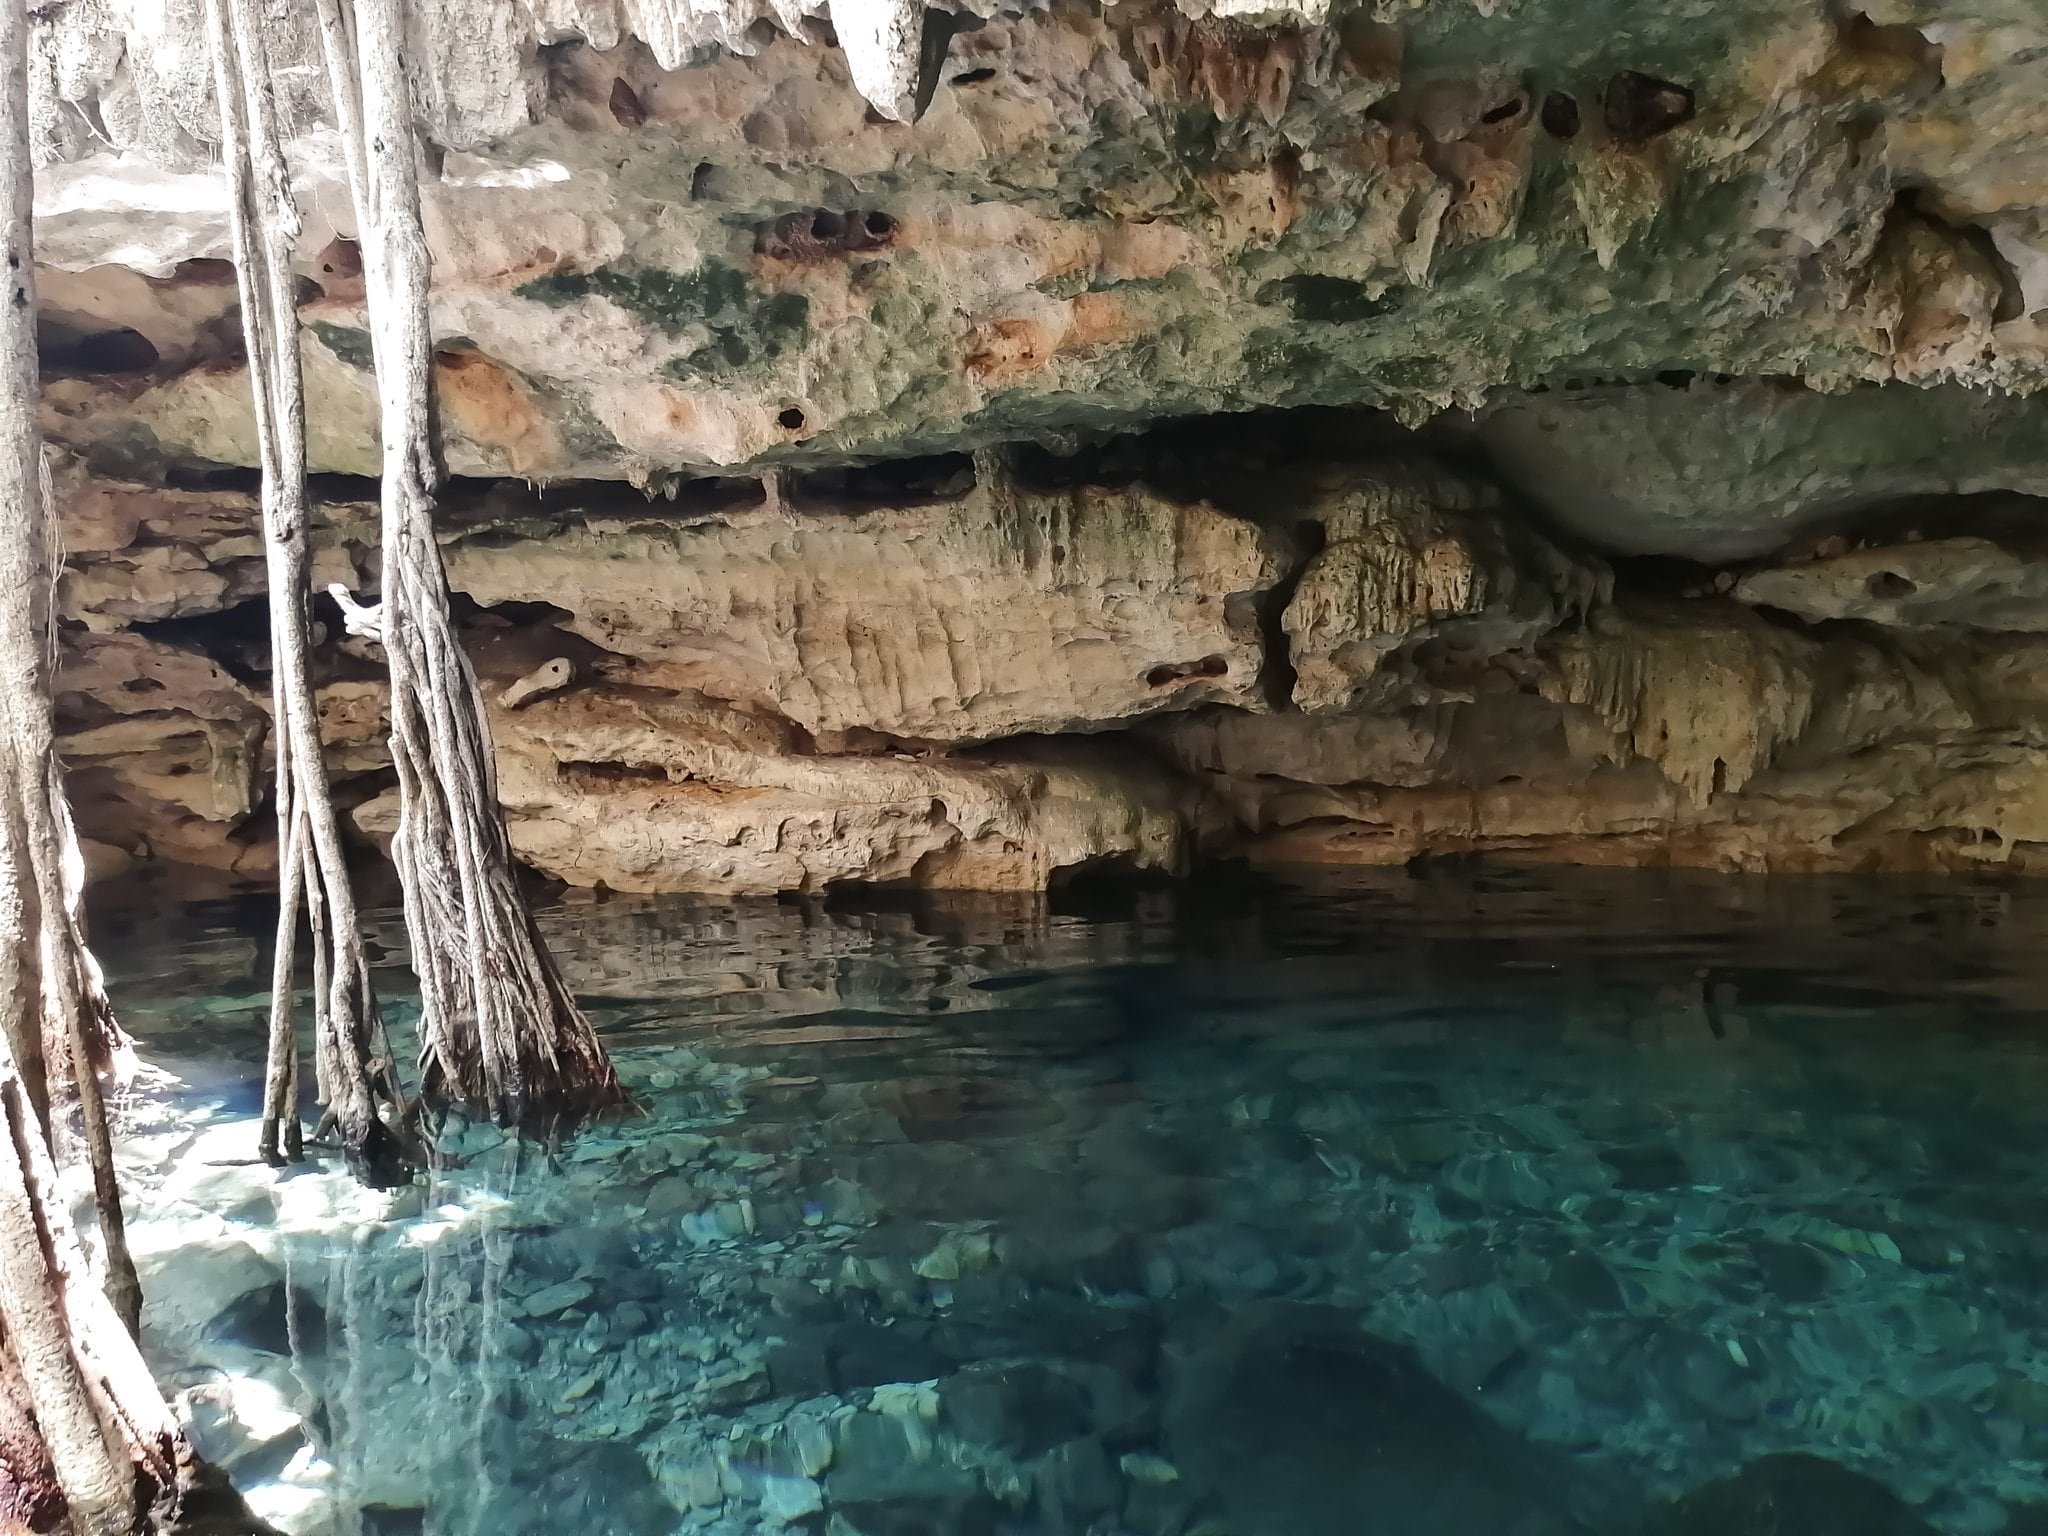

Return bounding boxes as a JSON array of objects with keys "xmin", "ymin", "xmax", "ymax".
[{"xmin": 95, "ymin": 866, "xmax": 2048, "ymax": 1536}]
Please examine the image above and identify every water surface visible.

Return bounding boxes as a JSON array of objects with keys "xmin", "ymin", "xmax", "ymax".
[{"xmin": 96, "ymin": 866, "xmax": 2048, "ymax": 1535}]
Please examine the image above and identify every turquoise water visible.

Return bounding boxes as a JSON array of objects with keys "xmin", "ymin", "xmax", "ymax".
[{"xmin": 95, "ymin": 867, "xmax": 2048, "ymax": 1536}]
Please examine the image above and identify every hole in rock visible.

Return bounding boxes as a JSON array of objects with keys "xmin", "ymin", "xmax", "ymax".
[
  {"xmin": 210, "ymin": 1280, "xmax": 329, "ymax": 1355},
  {"xmin": 1145, "ymin": 655, "xmax": 1229, "ymax": 688},
  {"xmin": 1866, "ymin": 570, "xmax": 1917, "ymax": 599},
  {"xmin": 1481, "ymin": 96, "xmax": 1524, "ymax": 124},
  {"xmin": 951, "ymin": 66, "xmax": 997, "ymax": 85},
  {"xmin": 1829, "ymin": 11, "xmax": 1945, "ymax": 95},
  {"xmin": 1603, "ymin": 70, "xmax": 1696, "ymax": 144},
  {"xmin": 778, "ymin": 406, "xmax": 807, "ymax": 431},
  {"xmin": 608, "ymin": 77, "xmax": 646, "ymax": 127},
  {"xmin": 317, "ymin": 236, "xmax": 363, "ymax": 280},
  {"xmin": 1540, "ymin": 91, "xmax": 1580, "ymax": 137},
  {"xmin": 756, "ymin": 208, "xmax": 898, "ymax": 261},
  {"xmin": 1656, "ymin": 369, "xmax": 1696, "ymax": 389}
]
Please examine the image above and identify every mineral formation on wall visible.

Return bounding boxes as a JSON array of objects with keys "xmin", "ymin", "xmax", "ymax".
[{"xmin": 29, "ymin": 0, "xmax": 2048, "ymax": 890}]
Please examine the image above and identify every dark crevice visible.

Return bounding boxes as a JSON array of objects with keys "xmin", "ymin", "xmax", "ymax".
[
  {"xmin": 153, "ymin": 463, "xmax": 379, "ymax": 509},
  {"xmin": 1954, "ymin": 216, "xmax": 2028, "ymax": 324},
  {"xmin": 608, "ymin": 78, "xmax": 647, "ymax": 128},
  {"xmin": 561, "ymin": 760, "xmax": 673, "ymax": 787},
  {"xmin": 756, "ymin": 208, "xmax": 898, "ymax": 261},
  {"xmin": 134, "ymin": 598, "xmax": 275, "ymax": 687},
  {"xmin": 1539, "ymin": 91, "xmax": 1580, "ymax": 139},
  {"xmin": 158, "ymin": 463, "xmax": 255, "ymax": 494},
  {"xmin": 1144, "ymin": 654, "xmax": 1229, "ymax": 689},
  {"xmin": 455, "ymin": 596, "xmax": 577, "ymax": 629},
  {"xmin": 1602, "ymin": 70, "xmax": 1695, "ymax": 145},
  {"xmin": 1255, "ymin": 518, "xmax": 1325, "ymax": 710},
  {"xmin": 39, "ymin": 321, "xmax": 159, "ymax": 377},
  {"xmin": 790, "ymin": 453, "xmax": 976, "ymax": 509},
  {"xmin": 434, "ymin": 473, "xmax": 766, "ymax": 527}
]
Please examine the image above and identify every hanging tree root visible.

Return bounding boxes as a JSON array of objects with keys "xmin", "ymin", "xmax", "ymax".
[
  {"xmin": 205, "ymin": 0, "xmax": 416, "ymax": 1186},
  {"xmin": 318, "ymin": 0, "xmax": 625, "ymax": 1133},
  {"xmin": 0, "ymin": 9, "xmax": 273, "ymax": 1528}
]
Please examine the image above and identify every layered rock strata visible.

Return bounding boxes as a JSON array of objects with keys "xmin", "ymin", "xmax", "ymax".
[{"xmin": 53, "ymin": 417, "xmax": 2048, "ymax": 893}]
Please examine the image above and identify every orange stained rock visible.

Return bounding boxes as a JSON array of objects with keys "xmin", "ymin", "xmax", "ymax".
[
  {"xmin": 1065, "ymin": 292, "xmax": 1137, "ymax": 350},
  {"xmin": 964, "ymin": 316, "xmax": 1057, "ymax": 381},
  {"xmin": 434, "ymin": 349, "xmax": 560, "ymax": 478}
]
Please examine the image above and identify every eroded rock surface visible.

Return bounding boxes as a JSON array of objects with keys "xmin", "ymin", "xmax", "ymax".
[
  {"xmin": 54, "ymin": 420, "xmax": 2048, "ymax": 893},
  {"xmin": 33, "ymin": 0, "xmax": 2048, "ymax": 891},
  {"xmin": 28, "ymin": 0, "xmax": 2048, "ymax": 487},
  {"xmin": 439, "ymin": 473, "xmax": 1284, "ymax": 744}
]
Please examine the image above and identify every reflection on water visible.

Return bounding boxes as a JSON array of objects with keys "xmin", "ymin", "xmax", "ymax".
[{"xmin": 95, "ymin": 866, "xmax": 2048, "ymax": 1536}]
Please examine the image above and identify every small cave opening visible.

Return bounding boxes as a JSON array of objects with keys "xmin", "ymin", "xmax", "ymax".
[
  {"xmin": 1602, "ymin": 70, "xmax": 1696, "ymax": 144},
  {"xmin": 1046, "ymin": 853, "xmax": 1178, "ymax": 919},
  {"xmin": 608, "ymin": 77, "xmax": 647, "ymax": 127},
  {"xmin": 38, "ymin": 320, "xmax": 159, "ymax": 376},
  {"xmin": 134, "ymin": 598, "xmax": 276, "ymax": 688},
  {"xmin": 790, "ymin": 452, "xmax": 977, "ymax": 510},
  {"xmin": 1540, "ymin": 91, "xmax": 1580, "ymax": 138}
]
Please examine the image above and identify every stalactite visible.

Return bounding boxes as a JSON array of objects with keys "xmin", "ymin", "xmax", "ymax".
[
  {"xmin": 202, "ymin": 0, "xmax": 414, "ymax": 1188},
  {"xmin": 314, "ymin": 0, "xmax": 624, "ymax": 1130}
]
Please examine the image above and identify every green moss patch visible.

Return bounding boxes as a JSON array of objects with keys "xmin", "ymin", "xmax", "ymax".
[
  {"xmin": 308, "ymin": 321, "xmax": 376, "ymax": 371},
  {"xmin": 519, "ymin": 262, "xmax": 811, "ymax": 379}
]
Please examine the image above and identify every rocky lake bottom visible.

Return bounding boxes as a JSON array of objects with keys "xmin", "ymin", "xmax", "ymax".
[{"xmin": 89, "ymin": 865, "xmax": 2048, "ymax": 1536}]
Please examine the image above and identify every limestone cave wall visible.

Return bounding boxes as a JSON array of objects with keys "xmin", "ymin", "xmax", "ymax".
[{"xmin": 30, "ymin": 0, "xmax": 2048, "ymax": 892}]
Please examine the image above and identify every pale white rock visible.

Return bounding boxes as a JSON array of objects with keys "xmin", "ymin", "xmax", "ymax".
[
  {"xmin": 1476, "ymin": 382, "xmax": 2048, "ymax": 562},
  {"xmin": 1733, "ymin": 536, "xmax": 2048, "ymax": 632},
  {"xmin": 831, "ymin": 0, "xmax": 926, "ymax": 122},
  {"xmin": 177, "ymin": 1371, "xmax": 309, "ymax": 1474},
  {"xmin": 136, "ymin": 1236, "xmax": 281, "ymax": 1351},
  {"xmin": 238, "ymin": 1481, "xmax": 336, "ymax": 1536}
]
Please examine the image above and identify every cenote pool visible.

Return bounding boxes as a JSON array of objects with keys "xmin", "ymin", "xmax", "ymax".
[{"xmin": 92, "ymin": 866, "xmax": 2048, "ymax": 1536}]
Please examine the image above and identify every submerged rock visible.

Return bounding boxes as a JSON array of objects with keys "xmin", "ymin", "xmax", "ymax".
[
  {"xmin": 1165, "ymin": 1303, "xmax": 1630, "ymax": 1536},
  {"xmin": 1654, "ymin": 1454, "xmax": 1939, "ymax": 1536},
  {"xmin": 472, "ymin": 1436, "xmax": 680, "ymax": 1536},
  {"xmin": 209, "ymin": 1280, "xmax": 328, "ymax": 1357}
]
